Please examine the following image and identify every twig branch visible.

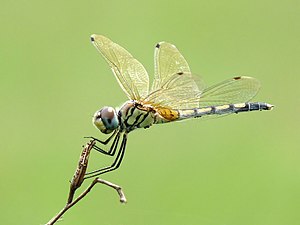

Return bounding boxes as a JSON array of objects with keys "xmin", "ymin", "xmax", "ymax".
[
  {"xmin": 45, "ymin": 140, "xmax": 126, "ymax": 225},
  {"xmin": 67, "ymin": 140, "xmax": 95, "ymax": 203},
  {"xmin": 45, "ymin": 178, "xmax": 126, "ymax": 225}
]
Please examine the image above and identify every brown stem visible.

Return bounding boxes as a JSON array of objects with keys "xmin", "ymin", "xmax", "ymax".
[
  {"xmin": 45, "ymin": 178, "xmax": 126, "ymax": 225},
  {"xmin": 45, "ymin": 140, "xmax": 126, "ymax": 225}
]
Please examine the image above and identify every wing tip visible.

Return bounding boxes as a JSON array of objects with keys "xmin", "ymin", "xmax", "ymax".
[
  {"xmin": 234, "ymin": 75, "xmax": 257, "ymax": 80},
  {"xmin": 233, "ymin": 76, "xmax": 242, "ymax": 80},
  {"xmin": 90, "ymin": 34, "xmax": 96, "ymax": 42},
  {"xmin": 233, "ymin": 76, "xmax": 253, "ymax": 80}
]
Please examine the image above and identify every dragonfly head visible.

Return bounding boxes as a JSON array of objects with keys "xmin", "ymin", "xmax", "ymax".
[{"xmin": 93, "ymin": 107, "xmax": 119, "ymax": 134}]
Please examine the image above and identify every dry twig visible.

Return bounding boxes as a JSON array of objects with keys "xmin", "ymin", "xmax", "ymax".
[{"xmin": 45, "ymin": 140, "xmax": 126, "ymax": 225}]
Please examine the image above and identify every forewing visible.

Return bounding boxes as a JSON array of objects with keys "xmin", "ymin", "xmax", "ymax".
[
  {"xmin": 91, "ymin": 34, "xmax": 149, "ymax": 100},
  {"xmin": 199, "ymin": 76, "xmax": 261, "ymax": 107}
]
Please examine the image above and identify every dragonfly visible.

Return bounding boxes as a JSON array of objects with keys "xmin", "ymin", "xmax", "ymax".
[{"xmin": 85, "ymin": 34, "xmax": 273, "ymax": 179}]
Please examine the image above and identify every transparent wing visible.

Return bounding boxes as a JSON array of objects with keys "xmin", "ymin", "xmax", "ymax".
[
  {"xmin": 151, "ymin": 42, "xmax": 203, "ymax": 91},
  {"xmin": 199, "ymin": 76, "xmax": 261, "ymax": 107},
  {"xmin": 145, "ymin": 75, "xmax": 261, "ymax": 111},
  {"xmin": 91, "ymin": 34, "xmax": 149, "ymax": 100},
  {"xmin": 144, "ymin": 72, "xmax": 202, "ymax": 109},
  {"xmin": 145, "ymin": 42, "xmax": 204, "ymax": 109}
]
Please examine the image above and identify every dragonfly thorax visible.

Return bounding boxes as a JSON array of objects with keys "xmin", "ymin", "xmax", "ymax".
[
  {"xmin": 118, "ymin": 101, "xmax": 157, "ymax": 132},
  {"xmin": 93, "ymin": 106, "xmax": 119, "ymax": 134}
]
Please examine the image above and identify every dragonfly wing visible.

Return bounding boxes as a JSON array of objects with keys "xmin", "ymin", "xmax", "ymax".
[
  {"xmin": 145, "ymin": 72, "xmax": 202, "ymax": 109},
  {"xmin": 91, "ymin": 34, "xmax": 149, "ymax": 100},
  {"xmin": 199, "ymin": 76, "xmax": 261, "ymax": 107},
  {"xmin": 145, "ymin": 42, "xmax": 204, "ymax": 109},
  {"xmin": 151, "ymin": 42, "xmax": 198, "ymax": 91}
]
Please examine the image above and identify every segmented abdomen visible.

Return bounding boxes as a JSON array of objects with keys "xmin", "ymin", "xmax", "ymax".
[{"xmin": 178, "ymin": 102, "xmax": 274, "ymax": 120}]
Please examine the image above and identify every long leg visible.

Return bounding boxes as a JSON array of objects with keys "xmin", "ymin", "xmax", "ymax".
[
  {"xmin": 84, "ymin": 133, "xmax": 127, "ymax": 179},
  {"xmin": 92, "ymin": 132, "xmax": 121, "ymax": 156},
  {"xmin": 85, "ymin": 130, "xmax": 117, "ymax": 145}
]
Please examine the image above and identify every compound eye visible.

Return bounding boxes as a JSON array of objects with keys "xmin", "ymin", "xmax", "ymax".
[
  {"xmin": 100, "ymin": 107, "xmax": 119, "ymax": 131},
  {"xmin": 101, "ymin": 107, "xmax": 114, "ymax": 120},
  {"xmin": 93, "ymin": 107, "xmax": 119, "ymax": 134}
]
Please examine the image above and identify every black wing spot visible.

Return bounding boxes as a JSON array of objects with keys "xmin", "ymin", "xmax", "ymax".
[
  {"xmin": 91, "ymin": 36, "xmax": 95, "ymax": 42},
  {"xmin": 233, "ymin": 76, "xmax": 242, "ymax": 80},
  {"xmin": 177, "ymin": 72, "xmax": 184, "ymax": 75},
  {"xmin": 155, "ymin": 43, "xmax": 160, "ymax": 48}
]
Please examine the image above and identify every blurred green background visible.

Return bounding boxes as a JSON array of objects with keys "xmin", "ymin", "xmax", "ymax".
[{"xmin": 1, "ymin": 0, "xmax": 299, "ymax": 224}]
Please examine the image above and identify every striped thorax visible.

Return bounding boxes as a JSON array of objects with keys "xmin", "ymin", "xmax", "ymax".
[{"xmin": 118, "ymin": 101, "xmax": 156, "ymax": 132}]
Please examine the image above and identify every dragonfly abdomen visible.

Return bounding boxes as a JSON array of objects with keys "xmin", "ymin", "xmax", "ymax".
[{"xmin": 178, "ymin": 102, "xmax": 274, "ymax": 119}]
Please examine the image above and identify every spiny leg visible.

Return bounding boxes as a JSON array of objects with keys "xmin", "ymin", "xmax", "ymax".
[
  {"xmin": 84, "ymin": 133, "xmax": 127, "ymax": 179},
  {"xmin": 92, "ymin": 132, "xmax": 121, "ymax": 156},
  {"xmin": 84, "ymin": 133, "xmax": 127, "ymax": 178},
  {"xmin": 85, "ymin": 129, "xmax": 117, "ymax": 145}
]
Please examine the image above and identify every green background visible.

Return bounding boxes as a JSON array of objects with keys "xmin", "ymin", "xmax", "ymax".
[{"xmin": 1, "ymin": 0, "xmax": 299, "ymax": 224}]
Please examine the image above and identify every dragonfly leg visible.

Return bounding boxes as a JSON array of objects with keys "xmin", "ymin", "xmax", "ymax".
[
  {"xmin": 84, "ymin": 133, "xmax": 127, "ymax": 179},
  {"xmin": 85, "ymin": 130, "xmax": 117, "ymax": 144},
  {"xmin": 92, "ymin": 132, "xmax": 121, "ymax": 156}
]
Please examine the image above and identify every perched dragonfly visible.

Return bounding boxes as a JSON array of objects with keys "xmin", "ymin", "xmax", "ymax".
[{"xmin": 85, "ymin": 34, "xmax": 273, "ymax": 179}]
